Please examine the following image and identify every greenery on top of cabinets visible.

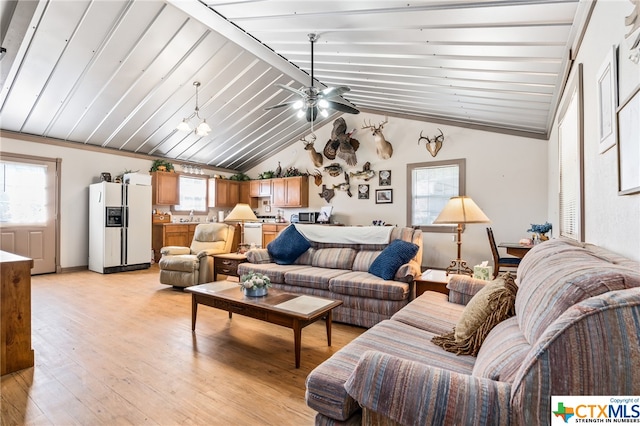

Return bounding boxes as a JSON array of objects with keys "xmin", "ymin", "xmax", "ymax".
[
  {"xmin": 150, "ymin": 159, "xmax": 175, "ymax": 172},
  {"xmin": 228, "ymin": 173, "xmax": 250, "ymax": 181},
  {"xmin": 257, "ymin": 170, "xmax": 275, "ymax": 179}
]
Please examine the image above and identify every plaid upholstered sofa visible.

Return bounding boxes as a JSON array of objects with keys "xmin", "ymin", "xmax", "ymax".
[
  {"xmin": 306, "ymin": 238, "xmax": 640, "ymax": 425},
  {"xmin": 237, "ymin": 225, "xmax": 423, "ymax": 328}
]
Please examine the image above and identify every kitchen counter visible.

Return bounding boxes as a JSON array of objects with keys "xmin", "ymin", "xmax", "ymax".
[
  {"xmin": 152, "ymin": 223, "xmax": 200, "ymax": 262},
  {"xmin": 152, "ymin": 222, "xmax": 241, "ymax": 262}
]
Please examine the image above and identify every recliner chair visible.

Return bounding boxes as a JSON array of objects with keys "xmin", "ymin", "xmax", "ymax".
[{"xmin": 159, "ymin": 223, "xmax": 235, "ymax": 288}]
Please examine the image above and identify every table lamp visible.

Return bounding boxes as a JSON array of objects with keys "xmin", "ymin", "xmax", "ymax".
[
  {"xmin": 224, "ymin": 203, "xmax": 258, "ymax": 252},
  {"xmin": 433, "ymin": 196, "xmax": 490, "ymax": 276}
]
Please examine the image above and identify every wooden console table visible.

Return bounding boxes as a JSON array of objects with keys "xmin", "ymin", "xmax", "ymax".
[{"xmin": 1, "ymin": 250, "xmax": 35, "ymax": 375}]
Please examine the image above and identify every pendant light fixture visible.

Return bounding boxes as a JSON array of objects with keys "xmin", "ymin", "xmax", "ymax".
[{"xmin": 176, "ymin": 81, "xmax": 211, "ymax": 136}]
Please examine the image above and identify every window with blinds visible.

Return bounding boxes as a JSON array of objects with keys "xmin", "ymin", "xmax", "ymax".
[
  {"xmin": 407, "ymin": 159, "xmax": 465, "ymax": 233},
  {"xmin": 558, "ymin": 64, "xmax": 584, "ymax": 242},
  {"xmin": 173, "ymin": 174, "xmax": 208, "ymax": 213}
]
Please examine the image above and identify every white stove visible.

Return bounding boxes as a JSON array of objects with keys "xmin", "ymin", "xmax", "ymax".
[{"xmin": 255, "ymin": 215, "xmax": 276, "ymax": 223}]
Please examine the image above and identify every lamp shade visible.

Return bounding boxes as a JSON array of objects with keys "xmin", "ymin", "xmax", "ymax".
[
  {"xmin": 176, "ymin": 119, "xmax": 191, "ymax": 132},
  {"xmin": 224, "ymin": 203, "xmax": 258, "ymax": 222},
  {"xmin": 433, "ymin": 196, "xmax": 490, "ymax": 224}
]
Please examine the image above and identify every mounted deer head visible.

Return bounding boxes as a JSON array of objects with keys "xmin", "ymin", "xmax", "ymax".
[
  {"xmin": 418, "ymin": 129, "xmax": 445, "ymax": 157},
  {"xmin": 361, "ymin": 119, "xmax": 393, "ymax": 159},
  {"xmin": 310, "ymin": 169, "xmax": 323, "ymax": 186},
  {"xmin": 301, "ymin": 134, "xmax": 323, "ymax": 167}
]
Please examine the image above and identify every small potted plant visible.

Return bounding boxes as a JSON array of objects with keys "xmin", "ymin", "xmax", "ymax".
[
  {"xmin": 527, "ymin": 222, "xmax": 552, "ymax": 241},
  {"xmin": 239, "ymin": 272, "xmax": 271, "ymax": 297}
]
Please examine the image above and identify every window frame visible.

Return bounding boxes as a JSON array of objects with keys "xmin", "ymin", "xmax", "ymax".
[
  {"xmin": 557, "ymin": 63, "xmax": 584, "ymax": 242},
  {"xmin": 406, "ymin": 158, "xmax": 466, "ymax": 233},
  {"xmin": 171, "ymin": 173, "xmax": 209, "ymax": 214}
]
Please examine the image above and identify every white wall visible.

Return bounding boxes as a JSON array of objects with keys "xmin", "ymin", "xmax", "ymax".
[
  {"xmin": 0, "ymin": 135, "xmax": 229, "ymax": 269},
  {"xmin": 547, "ymin": 1, "xmax": 640, "ymax": 261},
  {"xmin": 246, "ymin": 111, "xmax": 548, "ymax": 269}
]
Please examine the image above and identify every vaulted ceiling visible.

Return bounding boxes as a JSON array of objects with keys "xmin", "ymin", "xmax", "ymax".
[{"xmin": 0, "ymin": 0, "xmax": 593, "ymax": 172}]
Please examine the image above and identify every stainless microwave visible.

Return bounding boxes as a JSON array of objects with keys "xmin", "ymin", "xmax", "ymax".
[{"xmin": 298, "ymin": 211, "xmax": 320, "ymax": 223}]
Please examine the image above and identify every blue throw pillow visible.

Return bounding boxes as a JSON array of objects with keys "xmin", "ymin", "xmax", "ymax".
[
  {"xmin": 369, "ymin": 239, "xmax": 419, "ymax": 280},
  {"xmin": 267, "ymin": 225, "xmax": 311, "ymax": 265}
]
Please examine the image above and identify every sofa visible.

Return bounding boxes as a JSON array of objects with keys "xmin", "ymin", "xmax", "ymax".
[
  {"xmin": 237, "ymin": 225, "xmax": 423, "ymax": 328},
  {"xmin": 305, "ymin": 238, "xmax": 640, "ymax": 425},
  {"xmin": 158, "ymin": 223, "xmax": 235, "ymax": 288}
]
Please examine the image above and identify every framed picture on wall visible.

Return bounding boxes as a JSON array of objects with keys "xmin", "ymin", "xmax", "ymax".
[
  {"xmin": 358, "ymin": 184, "xmax": 369, "ymax": 199},
  {"xmin": 597, "ymin": 45, "xmax": 618, "ymax": 154},
  {"xmin": 375, "ymin": 189, "xmax": 393, "ymax": 204},
  {"xmin": 379, "ymin": 170, "xmax": 391, "ymax": 186},
  {"xmin": 616, "ymin": 85, "xmax": 640, "ymax": 195}
]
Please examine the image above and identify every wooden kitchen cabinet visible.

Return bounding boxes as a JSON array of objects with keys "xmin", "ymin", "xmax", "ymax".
[
  {"xmin": 250, "ymin": 179, "xmax": 272, "ymax": 197},
  {"xmin": 152, "ymin": 223, "xmax": 198, "ymax": 262},
  {"xmin": 209, "ymin": 179, "xmax": 255, "ymax": 208},
  {"xmin": 271, "ymin": 176, "xmax": 308, "ymax": 207},
  {"xmin": 151, "ymin": 171, "xmax": 179, "ymax": 205},
  {"xmin": 238, "ymin": 181, "xmax": 257, "ymax": 208},
  {"xmin": 262, "ymin": 223, "xmax": 289, "ymax": 248},
  {"xmin": 208, "ymin": 178, "xmax": 233, "ymax": 208}
]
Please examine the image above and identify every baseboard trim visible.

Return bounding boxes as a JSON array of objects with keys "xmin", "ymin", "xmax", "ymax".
[{"xmin": 58, "ymin": 265, "xmax": 88, "ymax": 274}]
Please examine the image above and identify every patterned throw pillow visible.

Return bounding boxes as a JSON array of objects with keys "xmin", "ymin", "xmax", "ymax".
[
  {"xmin": 368, "ymin": 239, "xmax": 419, "ymax": 280},
  {"xmin": 432, "ymin": 273, "xmax": 518, "ymax": 356},
  {"xmin": 267, "ymin": 225, "xmax": 311, "ymax": 265}
]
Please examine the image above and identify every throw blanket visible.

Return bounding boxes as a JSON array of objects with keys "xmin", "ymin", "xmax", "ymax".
[{"xmin": 294, "ymin": 224, "xmax": 393, "ymax": 244}]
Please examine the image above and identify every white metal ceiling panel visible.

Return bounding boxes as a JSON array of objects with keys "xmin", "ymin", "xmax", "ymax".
[{"xmin": 0, "ymin": 0, "xmax": 592, "ymax": 171}]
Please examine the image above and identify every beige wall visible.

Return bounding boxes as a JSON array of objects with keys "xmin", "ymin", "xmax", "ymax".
[
  {"xmin": 246, "ymin": 111, "xmax": 548, "ymax": 270},
  {"xmin": 0, "ymin": 136, "xmax": 228, "ymax": 269}
]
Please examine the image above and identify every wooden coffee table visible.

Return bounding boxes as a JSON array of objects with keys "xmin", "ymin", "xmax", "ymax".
[{"xmin": 185, "ymin": 281, "xmax": 343, "ymax": 368}]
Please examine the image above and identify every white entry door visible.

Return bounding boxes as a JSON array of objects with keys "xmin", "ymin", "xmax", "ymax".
[{"xmin": 0, "ymin": 154, "xmax": 58, "ymax": 275}]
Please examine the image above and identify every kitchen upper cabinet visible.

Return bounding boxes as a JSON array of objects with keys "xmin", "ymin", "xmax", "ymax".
[
  {"xmin": 151, "ymin": 171, "xmax": 179, "ymax": 205},
  {"xmin": 271, "ymin": 176, "xmax": 309, "ymax": 207},
  {"xmin": 239, "ymin": 181, "xmax": 257, "ymax": 208},
  {"xmin": 209, "ymin": 178, "xmax": 230, "ymax": 208},
  {"xmin": 208, "ymin": 179, "xmax": 255, "ymax": 208},
  {"xmin": 250, "ymin": 180, "xmax": 272, "ymax": 197}
]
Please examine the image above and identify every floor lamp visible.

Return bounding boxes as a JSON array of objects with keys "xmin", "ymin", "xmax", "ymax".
[
  {"xmin": 224, "ymin": 203, "xmax": 258, "ymax": 253},
  {"xmin": 433, "ymin": 196, "xmax": 490, "ymax": 276}
]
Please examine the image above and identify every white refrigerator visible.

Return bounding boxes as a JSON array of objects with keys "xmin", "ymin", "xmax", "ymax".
[{"xmin": 89, "ymin": 182, "xmax": 152, "ymax": 273}]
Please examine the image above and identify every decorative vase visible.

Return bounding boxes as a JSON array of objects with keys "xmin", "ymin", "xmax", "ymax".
[{"xmin": 243, "ymin": 286, "xmax": 268, "ymax": 297}]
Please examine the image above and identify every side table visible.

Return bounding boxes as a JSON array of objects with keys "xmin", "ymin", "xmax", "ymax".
[
  {"xmin": 213, "ymin": 253, "xmax": 248, "ymax": 281},
  {"xmin": 414, "ymin": 269, "xmax": 451, "ymax": 297}
]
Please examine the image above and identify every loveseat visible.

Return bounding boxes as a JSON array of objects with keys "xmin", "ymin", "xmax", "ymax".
[
  {"xmin": 305, "ymin": 238, "xmax": 640, "ymax": 425},
  {"xmin": 237, "ymin": 225, "xmax": 423, "ymax": 328}
]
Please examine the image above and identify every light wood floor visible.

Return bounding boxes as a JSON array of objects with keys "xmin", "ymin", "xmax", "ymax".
[{"xmin": 1, "ymin": 265, "xmax": 365, "ymax": 425}]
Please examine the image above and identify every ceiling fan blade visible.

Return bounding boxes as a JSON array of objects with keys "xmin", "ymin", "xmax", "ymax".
[
  {"xmin": 327, "ymin": 100, "xmax": 360, "ymax": 115},
  {"xmin": 321, "ymin": 86, "xmax": 351, "ymax": 98},
  {"xmin": 264, "ymin": 100, "xmax": 300, "ymax": 110},
  {"xmin": 277, "ymin": 83, "xmax": 306, "ymax": 97}
]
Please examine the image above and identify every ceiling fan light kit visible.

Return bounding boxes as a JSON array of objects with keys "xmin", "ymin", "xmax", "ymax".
[
  {"xmin": 265, "ymin": 33, "xmax": 360, "ymax": 122},
  {"xmin": 176, "ymin": 81, "xmax": 211, "ymax": 136}
]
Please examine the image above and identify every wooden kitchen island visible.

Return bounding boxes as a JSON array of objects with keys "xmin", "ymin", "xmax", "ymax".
[{"xmin": 1, "ymin": 250, "xmax": 35, "ymax": 376}]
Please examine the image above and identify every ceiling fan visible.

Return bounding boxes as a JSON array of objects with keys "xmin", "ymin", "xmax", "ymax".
[{"xmin": 265, "ymin": 33, "xmax": 360, "ymax": 122}]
